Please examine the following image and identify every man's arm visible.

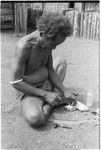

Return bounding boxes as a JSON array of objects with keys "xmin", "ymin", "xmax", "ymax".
[
  {"xmin": 46, "ymin": 54, "xmax": 66, "ymax": 95},
  {"xmin": 47, "ymin": 54, "xmax": 77, "ymax": 99},
  {"xmin": 11, "ymin": 44, "xmax": 46, "ymax": 98}
]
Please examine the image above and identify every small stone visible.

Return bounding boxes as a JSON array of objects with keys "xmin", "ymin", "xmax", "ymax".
[
  {"xmin": 37, "ymin": 140, "xmax": 41, "ymax": 144},
  {"xmin": 75, "ymin": 114, "xmax": 79, "ymax": 118},
  {"xmin": 53, "ymin": 123, "xmax": 58, "ymax": 128},
  {"xmin": 75, "ymin": 145, "xmax": 78, "ymax": 148},
  {"xmin": 91, "ymin": 108, "xmax": 99, "ymax": 115},
  {"xmin": 95, "ymin": 108, "xmax": 99, "ymax": 114},
  {"xmin": 84, "ymin": 112, "xmax": 87, "ymax": 115}
]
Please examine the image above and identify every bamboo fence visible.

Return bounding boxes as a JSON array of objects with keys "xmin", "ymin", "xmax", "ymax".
[
  {"xmin": 13, "ymin": 2, "xmax": 100, "ymax": 40},
  {"xmin": 65, "ymin": 10, "xmax": 100, "ymax": 40},
  {"xmin": 28, "ymin": 3, "xmax": 99, "ymax": 40}
]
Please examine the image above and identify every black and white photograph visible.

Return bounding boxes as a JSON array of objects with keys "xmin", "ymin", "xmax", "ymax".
[{"xmin": 0, "ymin": 1, "xmax": 100, "ymax": 149}]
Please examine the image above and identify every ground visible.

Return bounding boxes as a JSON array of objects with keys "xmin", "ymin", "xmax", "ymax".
[{"xmin": 1, "ymin": 31, "xmax": 100, "ymax": 150}]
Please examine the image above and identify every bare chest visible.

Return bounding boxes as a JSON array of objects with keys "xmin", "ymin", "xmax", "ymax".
[{"xmin": 25, "ymin": 46, "xmax": 50, "ymax": 74}]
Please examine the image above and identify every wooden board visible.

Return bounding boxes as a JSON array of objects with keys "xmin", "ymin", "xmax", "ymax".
[{"xmin": 15, "ymin": 3, "xmax": 27, "ymax": 36}]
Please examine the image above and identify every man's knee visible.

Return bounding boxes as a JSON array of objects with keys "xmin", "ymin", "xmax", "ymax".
[{"xmin": 25, "ymin": 110, "xmax": 46, "ymax": 127}]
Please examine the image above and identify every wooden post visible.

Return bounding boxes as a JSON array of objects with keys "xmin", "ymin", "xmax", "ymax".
[
  {"xmin": 15, "ymin": 3, "xmax": 27, "ymax": 36},
  {"xmin": 73, "ymin": 11, "xmax": 80, "ymax": 37},
  {"xmin": 42, "ymin": 2, "xmax": 44, "ymax": 11},
  {"xmin": 11, "ymin": 3, "xmax": 15, "ymax": 30},
  {"xmin": 93, "ymin": 13, "xmax": 97, "ymax": 40},
  {"xmin": 82, "ymin": 3, "xmax": 85, "ymax": 12},
  {"xmin": 95, "ymin": 14, "xmax": 100, "ymax": 40},
  {"xmin": 83, "ymin": 12, "xmax": 88, "ymax": 38},
  {"xmin": 80, "ymin": 12, "xmax": 84, "ymax": 37},
  {"xmin": 87, "ymin": 12, "xmax": 92, "ymax": 39},
  {"xmin": 90, "ymin": 13, "xmax": 94, "ymax": 39}
]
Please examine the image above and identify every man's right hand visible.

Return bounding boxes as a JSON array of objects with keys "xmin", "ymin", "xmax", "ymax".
[{"xmin": 44, "ymin": 92, "xmax": 62, "ymax": 106}]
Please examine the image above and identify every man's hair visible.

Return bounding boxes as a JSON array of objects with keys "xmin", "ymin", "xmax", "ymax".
[{"xmin": 36, "ymin": 12, "xmax": 73, "ymax": 40}]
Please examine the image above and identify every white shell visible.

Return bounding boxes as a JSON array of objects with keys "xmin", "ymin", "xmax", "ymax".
[
  {"xmin": 65, "ymin": 105, "xmax": 76, "ymax": 111},
  {"xmin": 76, "ymin": 101, "xmax": 89, "ymax": 112}
]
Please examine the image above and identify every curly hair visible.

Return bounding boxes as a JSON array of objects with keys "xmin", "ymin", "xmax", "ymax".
[{"xmin": 36, "ymin": 12, "xmax": 73, "ymax": 40}]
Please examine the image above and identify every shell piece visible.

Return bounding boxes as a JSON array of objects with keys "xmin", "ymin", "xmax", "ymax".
[
  {"xmin": 65, "ymin": 105, "xmax": 76, "ymax": 111},
  {"xmin": 76, "ymin": 101, "xmax": 89, "ymax": 112}
]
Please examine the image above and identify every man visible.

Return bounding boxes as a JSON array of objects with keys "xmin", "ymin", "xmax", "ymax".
[{"xmin": 11, "ymin": 12, "xmax": 76, "ymax": 127}]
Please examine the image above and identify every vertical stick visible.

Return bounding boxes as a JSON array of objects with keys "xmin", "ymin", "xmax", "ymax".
[
  {"xmin": 73, "ymin": 11, "xmax": 79, "ymax": 37},
  {"xmin": 89, "ymin": 12, "xmax": 92, "ymax": 39},
  {"xmin": 90, "ymin": 12, "xmax": 94, "ymax": 39},
  {"xmin": 42, "ymin": 2, "xmax": 44, "ymax": 11},
  {"xmin": 93, "ymin": 12, "xmax": 97, "ymax": 40},
  {"xmin": 83, "ymin": 12, "xmax": 88, "ymax": 38},
  {"xmin": 80, "ymin": 12, "xmax": 83, "ymax": 37},
  {"xmin": 25, "ymin": 3, "xmax": 27, "ymax": 35},
  {"xmin": 86, "ymin": 13, "xmax": 89, "ymax": 38},
  {"xmin": 87, "ymin": 12, "xmax": 91, "ymax": 39},
  {"xmin": 96, "ymin": 14, "xmax": 100, "ymax": 40},
  {"xmin": 78, "ymin": 12, "xmax": 81, "ymax": 37}
]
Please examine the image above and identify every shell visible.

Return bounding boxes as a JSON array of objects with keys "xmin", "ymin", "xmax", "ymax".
[{"xmin": 76, "ymin": 101, "xmax": 89, "ymax": 112}]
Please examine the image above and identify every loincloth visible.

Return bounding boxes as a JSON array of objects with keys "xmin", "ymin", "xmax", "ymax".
[{"xmin": 15, "ymin": 79, "xmax": 53, "ymax": 101}]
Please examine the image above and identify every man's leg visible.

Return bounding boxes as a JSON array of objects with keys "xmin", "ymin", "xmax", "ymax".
[
  {"xmin": 53, "ymin": 56, "xmax": 67, "ymax": 93},
  {"xmin": 53, "ymin": 57, "xmax": 79, "ymax": 96},
  {"xmin": 21, "ymin": 96, "xmax": 52, "ymax": 127},
  {"xmin": 21, "ymin": 57, "xmax": 67, "ymax": 127}
]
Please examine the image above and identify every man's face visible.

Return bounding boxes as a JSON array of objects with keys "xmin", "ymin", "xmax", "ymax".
[
  {"xmin": 54, "ymin": 34, "xmax": 66, "ymax": 46},
  {"xmin": 47, "ymin": 34, "xmax": 66, "ymax": 51},
  {"xmin": 46, "ymin": 33, "xmax": 66, "ymax": 51}
]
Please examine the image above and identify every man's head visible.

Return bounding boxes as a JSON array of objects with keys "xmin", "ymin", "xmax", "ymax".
[{"xmin": 37, "ymin": 12, "xmax": 73, "ymax": 46}]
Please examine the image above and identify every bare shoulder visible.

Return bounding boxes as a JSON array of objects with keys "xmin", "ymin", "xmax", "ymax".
[
  {"xmin": 16, "ymin": 30, "xmax": 40, "ymax": 46},
  {"xmin": 15, "ymin": 39, "xmax": 33, "ymax": 61},
  {"xmin": 14, "ymin": 43, "xmax": 28, "ymax": 61},
  {"xmin": 15, "ymin": 30, "xmax": 40, "ymax": 53}
]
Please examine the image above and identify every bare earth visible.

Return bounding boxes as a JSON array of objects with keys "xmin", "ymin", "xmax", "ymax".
[{"xmin": 1, "ymin": 32, "xmax": 100, "ymax": 150}]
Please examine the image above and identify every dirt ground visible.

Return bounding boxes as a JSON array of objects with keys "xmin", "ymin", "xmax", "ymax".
[{"xmin": 1, "ymin": 31, "xmax": 100, "ymax": 150}]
